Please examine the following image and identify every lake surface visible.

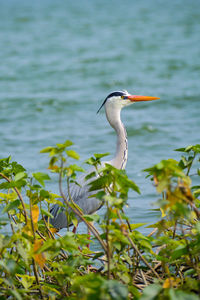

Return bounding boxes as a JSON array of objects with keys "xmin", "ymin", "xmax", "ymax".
[{"xmin": 0, "ymin": 0, "xmax": 200, "ymax": 233}]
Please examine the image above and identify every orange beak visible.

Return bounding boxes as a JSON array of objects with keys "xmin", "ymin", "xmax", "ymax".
[{"xmin": 126, "ymin": 95, "xmax": 160, "ymax": 102}]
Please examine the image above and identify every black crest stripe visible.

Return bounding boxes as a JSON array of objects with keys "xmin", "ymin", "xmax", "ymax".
[{"xmin": 97, "ymin": 91, "xmax": 127, "ymax": 114}]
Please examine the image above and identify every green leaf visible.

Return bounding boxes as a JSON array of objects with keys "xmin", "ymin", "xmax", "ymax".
[
  {"xmin": 171, "ymin": 244, "xmax": 188, "ymax": 260},
  {"xmin": 33, "ymin": 172, "xmax": 51, "ymax": 187},
  {"xmin": 40, "ymin": 189, "xmax": 50, "ymax": 198},
  {"xmin": 42, "ymin": 282, "xmax": 61, "ymax": 295},
  {"xmin": 125, "ymin": 178, "xmax": 140, "ymax": 194},
  {"xmin": 69, "ymin": 164, "xmax": 85, "ymax": 173},
  {"xmin": 95, "ymin": 190, "xmax": 106, "ymax": 199},
  {"xmin": 104, "ymin": 280, "xmax": 128, "ymax": 300},
  {"xmin": 94, "ymin": 153, "xmax": 109, "ymax": 159},
  {"xmin": 85, "ymin": 171, "xmax": 96, "ymax": 181},
  {"xmin": 0, "ymin": 156, "xmax": 11, "ymax": 165},
  {"xmin": 14, "ymin": 171, "xmax": 26, "ymax": 182},
  {"xmin": 0, "ymin": 182, "xmax": 13, "ymax": 189},
  {"xmin": 63, "ymin": 140, "xmax": 74, "ymax": 147},
  {"xmin": 49, "ymin": 156, "xmax": 58, "ymax": 167},
  {"xmin": 11, "ymin": 161, "xmax": 26, "ymax": 173},
  {"xmin": 9, "ymin": 289, "xmax": 22, "ymax": 300},
  {"xmin": 140, "ymin": 284, "xmax": 162, "ymax": 300},
  {"xmin": 17, "ymin": 243, "xmax": 29, "ymax": 265},
  {"xmin": 83, "ymin": 214, "xmax": 100, "ymax": 222},
  {"xmin": 41, "ymin": 208, "xmax": 54, "ymax": 218},
  {"xmin": 184, "ymin": 269, "xmax": 196, "ymax": 276},
  {"xmin": 168, "ymin": 289, "xmax": 199, "ymax": 300},
  {"xmin": 92, "ymin": 251, "xmax": 104, "ymax": 260},
  {"xmin": 140, "ymin": 239, "xmax": 152, "ymax": 250},
  {"xmin": 175, "ymin": 147, "xmax": 187, "ymax": 152},
  {"xmin": 130, "ymin": 223, "xmax": 147, "ymax": 230},
  {"xmin": 85, "ymin": 157, "xmax": 96, "ymax": 165},
  {"xmin": 89, "ymin": 175, "xmax": 111, "ymax": 191},
  {"xmin": 175, "ymin": 144, "xmax": 200, "ymax": 154},
  {"xmin": 3, "ymin": 199, "xmax": 20, "ymax": 213},
  {"xmin": 40, "ymin": 146, "xmax": 54, "ymax": 153},
  {"xmin": 66, "ymin": 150, "xmax": 80, "ymax": 160}
]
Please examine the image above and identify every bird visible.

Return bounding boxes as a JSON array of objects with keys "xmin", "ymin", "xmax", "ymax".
[{"xmin": 49, "ymin": 90, "xmax": 159, "ymax": 231}]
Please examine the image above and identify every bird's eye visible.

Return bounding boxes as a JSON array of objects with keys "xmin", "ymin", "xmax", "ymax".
[{"xmin": 121, "ymin": 95, "xmax": 127, "ymax": 100}]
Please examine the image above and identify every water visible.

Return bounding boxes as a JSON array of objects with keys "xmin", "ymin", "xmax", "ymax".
[{"xmin": 0, "ymin": 0, "xmax": 200, "ymax": 233}]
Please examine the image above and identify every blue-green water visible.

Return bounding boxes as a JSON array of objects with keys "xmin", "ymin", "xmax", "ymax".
[{"xmin": 0, "ymin": 0, "xmax": 200, "ymax": 232}]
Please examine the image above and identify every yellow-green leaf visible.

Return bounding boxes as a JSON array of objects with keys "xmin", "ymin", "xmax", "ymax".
[{"xmin": 66, "ymin": 150, "xmax": 80, "ymax": 160}]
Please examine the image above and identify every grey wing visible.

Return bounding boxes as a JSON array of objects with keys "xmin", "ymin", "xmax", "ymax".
[{"xmin": 49, "ymin": 173, "xmax": 102, "ymax": 230}]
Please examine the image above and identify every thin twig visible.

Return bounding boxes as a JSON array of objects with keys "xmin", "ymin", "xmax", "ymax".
[
  {"xmin": 173, "ymin": 221, "xmax": 177, "ymax": 239},
  {"xmin": 117, "ymin": 210, "xmax": 162, "ymax": 281},
  {"xmin": 140, "ymin": 269, "xmax": 148, "ymax": 286},
  {"xmin": 148, "ymin": 228, "xmax": 158, "ymax": 237},
  {"xmin": 146, "ymin": 262, "xmax": 161, "ymax": 275},
  {"xmin": 29, "ymin": 199, "xmax": 36, "ymax": 240},
  {"xmin": 42, "ymin": 215, "xmax": 56, "ymax": 239},
  {"xmin": 7, "ymin": 212, "xmax": 15, "ymax": 234},
  {"xmin": 32, "ymin": 258, "xmax": 44, "ymax": 299},
  {"xmin": 36, "ymin": 230, "xmax": 46, "ymax": 241},
  {"xmin": 186, "ymin": 153, "xmax": 196, "ymax": 176},
  {"xmin": 106, "ymin": 202, "xmax": 111, "ymax": 279}
]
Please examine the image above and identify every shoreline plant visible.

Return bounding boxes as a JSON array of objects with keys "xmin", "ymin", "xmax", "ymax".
[{"xmin": 0, "ymin": 141, "xmax": 199, "ymax": 299}]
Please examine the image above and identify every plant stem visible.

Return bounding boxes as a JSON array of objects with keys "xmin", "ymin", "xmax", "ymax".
[
  {"xmin": 106, "ymin": 201, "xmax": 111, "ymax": 279},
  {"xmin": 117, "ymin": 210, "xmax": 162, "ymax": 281},
  {"xmin": 29, "ymin": 198, "xmax": 36, "ymax": 240},
  {"xmin": 32, "ymin": 258, "xmax": 44, "ymax": 299},
  {"xmin": 186, "ymin": 153, "xmax": 196, "ymax": 176}
]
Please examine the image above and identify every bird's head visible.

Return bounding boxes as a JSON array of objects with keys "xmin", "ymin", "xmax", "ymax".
[{"xmin": 97, "ymin": 90, "xmax": 159, "ymax": 113}]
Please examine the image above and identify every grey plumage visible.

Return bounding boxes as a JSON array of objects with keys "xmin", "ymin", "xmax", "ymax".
[
  {"xmin": 50, "ymin": 170, "xmax": 101, "ymax": 229},
  {"xmin": 49, "ymin": 90, "xmax": 159, "ymax": 230}
]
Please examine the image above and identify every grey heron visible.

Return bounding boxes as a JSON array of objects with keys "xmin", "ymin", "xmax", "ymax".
[{"xmin": 49, "ymin": 90, "xmax": 159, "ymax": 231}]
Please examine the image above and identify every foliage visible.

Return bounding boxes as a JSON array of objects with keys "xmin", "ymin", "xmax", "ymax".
[{"xmin": 0, "ymin": 142, "xmax": 199, "ymax": 299}]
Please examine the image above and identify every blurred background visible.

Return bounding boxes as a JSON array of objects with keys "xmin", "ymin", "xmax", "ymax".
[{"xmin": 0, "ymin": 0, "xmax": 200, "ymax": 231}]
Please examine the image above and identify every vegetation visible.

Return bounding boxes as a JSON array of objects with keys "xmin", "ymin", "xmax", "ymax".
[{"xmin": 0, "ymin": 141, "xmax": 199, "ymax": 299}]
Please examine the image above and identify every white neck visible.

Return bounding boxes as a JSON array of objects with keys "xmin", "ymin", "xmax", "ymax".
[{"xmin": 105, "ymin": 105, "xmax": 128, "ymax": 169}]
